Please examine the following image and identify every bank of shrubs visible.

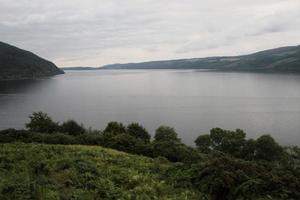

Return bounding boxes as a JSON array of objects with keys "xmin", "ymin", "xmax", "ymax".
[
  {"xmin": 0, "ymin": 112, "xmax": 200, "ymax": 163},
  {"xmin": 1, "ymin": 112, "xmax": 300, "ymax": 200}
]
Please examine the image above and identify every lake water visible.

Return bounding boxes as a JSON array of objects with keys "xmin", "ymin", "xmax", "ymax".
[{"xmin": 1, "ymin": 70, "xmax": 300, "ymax": 145}]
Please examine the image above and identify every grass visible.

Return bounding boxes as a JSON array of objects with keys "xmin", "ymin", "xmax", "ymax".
[{"xmin": 0, "ymin": 143, "xmax": 202, "ymax": 200}]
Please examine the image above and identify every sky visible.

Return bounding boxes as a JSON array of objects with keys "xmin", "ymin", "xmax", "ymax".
[{"xmin": 0, "ymin": 0, "xmax": 300, "ymax": 67}]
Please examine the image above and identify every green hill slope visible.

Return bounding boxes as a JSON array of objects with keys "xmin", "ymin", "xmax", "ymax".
[
  {"xmin": 0, "ymin": 42, "xmax": 64, "ymax": 80},
  {"xmin": 0, "ymin": 143, "xmax": 201, "ymax": 200},
  {"xmin": 101, "ymin": 45, "xmax": 300, "ymax": 72}
]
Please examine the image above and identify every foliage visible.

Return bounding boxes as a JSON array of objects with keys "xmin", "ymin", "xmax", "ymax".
[
  {"xmin": 1, "ymin": 112, "xmax": 300, "ymax": 200},
  {"xmin": 26, "ymin": 112, "xmax": 86, "ymax": 136},
  {"xmin": 126, "ymin": 123, "xmax": 150, "ymax": 143},
  {"xmin": 26, "ymin": 112, "xmax": 60, "ymax": 134},
  {"xmin": 99, "ymin": 132, "xmax": 152, "ymax": 156},
  {"xmin": 195, "ymin": 128, "xmax": 284, "ymax": 162},
  {"xmin": 186, "ymin": 154, "xmax": 300, "ymax": 200},
  {"xmin": 254, "ymin": 134, "xmax": 284, "ymax": 161},
  {"xmin": 154, "ymin": 126, "xmax": 181, "ymax": 142},
  {"xmin": 194, "ymin": 134, "xmax": 212, "ymax": 153},
  {"xmin": 0, "ymin": 143, "xmax": 201, "ymax": 200},
  {"xmin": 151, "ymin": 140, "xmax": 200, "ymax": 163},
  {"xmin": 60, "ymin": 120, "xmax": 85, "ymax": 136},
  {"xmin": 103, "ymin": 121, "xmax": 126, "ymax": 134},
  {"xmin": 195, "ymin": 128, "xmax": 246, "ymax": 158}
]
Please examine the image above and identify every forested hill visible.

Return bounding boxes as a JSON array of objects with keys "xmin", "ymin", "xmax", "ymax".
[
  {"xmin": 101, "ymin": 45, "xmax": 300, "ymax": 72},
  {"xmin": 0, "ymin": 41, "xmax": 64, "ymax": 80}
]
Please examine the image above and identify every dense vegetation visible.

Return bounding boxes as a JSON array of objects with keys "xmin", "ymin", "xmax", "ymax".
[
  {"xmin": 0, "ymin": 144, "xmax": 201, "ymax": 199},
  {"xmin": 1, "ymin": 112, "xmax": 300, "ymax": 199},
  {"xmin": 101, "ymin": 45, "xmax": 300, "ymax": 72},
  {"xmin": 0, "ymin": 41, "xmax": 64, "ymax": 80}
]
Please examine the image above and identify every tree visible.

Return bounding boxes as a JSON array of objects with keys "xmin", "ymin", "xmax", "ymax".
[
  {"xmin": 152, "ymin": 140, "xmax": 200, "ymax": 163},
  {"xmin": 210, "ymin": 128, "xmax": 226, "ymax": 146},
  {"xmin": 60, "ymin": 120, "xmax": 85, "ymax": 136},
  {"xmin": 26, "ymin": 112, "xmax": 59, "ymax": 133},
  {"xmin": 152, "ymin": 126, "xmax": 201, "ymax": 162},
  {"xmin": 99, "ymin": 132, "xmax": 152, "ymax": 156},
  {"xmin": 195, "ymin": 134, "xmax": 212, "ymax": 153},
  {"xmin": 126, "ymin": 123, "xmax": 150, "ymax": 143},
  {"xmin": 103, "ymin": 122, "xmax": 126, "ymax": 134},
  {"xmin": 216, "ymin": 129, "xmax": 246, "ymax": 157},
  {"xmin": 241, "ymin": 139, "xmax": 256, "ymax": 160},
  {"xmin": 154, "ymin": 126, "xmax": 180, "ymax": 142},
  {"xmin": 195, "ymin": 128, "xmax": 246, "ymax": 157},
  {"xmin": 254, "ymin": 135, "xmax": 283, "ymax": 161},
  {"xmin": 189, "ymin": 156, "xmax": 267, "ymax": 200}
]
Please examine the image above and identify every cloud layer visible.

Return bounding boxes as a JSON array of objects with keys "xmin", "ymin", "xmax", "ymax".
[{"xmin": 1, "ymin": 0, "xmax": 300, "ymax": 67}]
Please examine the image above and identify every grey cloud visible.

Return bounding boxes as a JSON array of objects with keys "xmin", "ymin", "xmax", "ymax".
[{"xmin": 0, "ymin": 0, "xmax": 299, "ymax": 67}]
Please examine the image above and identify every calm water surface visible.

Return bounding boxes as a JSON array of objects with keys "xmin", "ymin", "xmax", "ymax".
[{"xmin": 1, "ymin": 70, "xmax": 300, "ymax": 145}]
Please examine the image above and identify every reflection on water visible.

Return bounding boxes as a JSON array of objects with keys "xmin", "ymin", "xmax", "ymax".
[
  {"xmin": 0, "ymin": 70, "xmax": 300, "ymax": 145},
  {"xmin": 0, "ymin": 79, "xmax": 50, "ymax": 94}
]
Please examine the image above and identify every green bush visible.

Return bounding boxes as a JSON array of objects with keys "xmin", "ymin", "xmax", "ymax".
[
  {"xmin": 0, "ymin": 143, "xmax": 201, "ymax": 200},
  {"xmin": 154, "ymin": 126, "xmax": 181, "ymax": 142},
  {"xmin": 103, "ymin": 121, "xmax": 126, "ymax": 134},
  {"xmin": 1, "ymin": 112, "xmax": 300, "ymax": 200},
  {"xmin": 187, "ymin": 155, "xmax": 300, "ymax": 200},
  {"xmin": 195, "ymin": 128, "xmax": 284, "ymax": 162},
  {"xmin": 195, "ymin": 128, "xmax": 246, "ymax": 158},
  {"xmin": 60, "ymin": 120, "xmax": 86, "ymax": 136},
  {"xmin": 254, "ymin": 135, "xmax": 284, "ymax": 161},
  {"xmin": 126, "ymin": 123, "xmax": 151, "ymax": 143},
  {"xmin": 26, "ymin": 112, "xmax": 60, "ymax": 134}
]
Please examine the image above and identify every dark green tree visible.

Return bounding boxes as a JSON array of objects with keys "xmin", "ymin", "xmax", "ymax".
[
  {"xmin": 126, "ymin": 123, "xmax": 150, "ymax": 143},
  {"xmin": 195, "ymin": 128, "xmax": 246, "ymax": 158},
  {"xmin": 210, "ymin": 128, "xmax": 226, "ymax": 146},
  {"xmin": 152, "ymin": 140, "xmax": 200, "ymax": 163},
  {"xmin": 103, "ymin": 122, "xmax": 126, "ymax": 134},
  {"xmin": 241, "ymin": 139, "xmax": 256, "ymax": 160},
  {"xmin": 195, "ymin": 134, "xmax": 212, "ymax": 153},
  {"xmin": 60, "ymin": 120, "xmax": 85, "ymax": 136},
  {"xmin": 154, "ymin": 126, "xmax": 180, "ymax": 142},
  {"xmin": 254, "ymin": 135, "xmax": 283, "ymax": 161},
  {"xmin": 26, "ymin": 112, "xmax": 59, "ymax": 133}
]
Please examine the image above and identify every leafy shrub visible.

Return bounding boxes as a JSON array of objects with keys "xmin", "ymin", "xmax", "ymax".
[
  {"xmin": 126, "ymin": 123, "xmax": 151, "ymax": 143},
  {"xmin": 254, "ymin": 135, "xmax": 284, "ymax": 161},
  {"xmin": 152, "ymin": 140, "xmax": 200, "ymax": 163},
  {"xmin": 195, "ymin": 128, "xmax": 246, "ymax": 158},
  {"xmin": 1, "ymin": 112, "xmax": 300, "ymax": 200},
  {"xmin": 0, "ymin": 129, "xmax": 32, "ymax": 143},
  {"xmin": 60, "ymin": 120, "xmax": 85, "ymax": 136},
  {"xmin": 26, "ymin": 112, "xmax": 60, "ymax": 133},
  {"xmin": 0, "ymin": 143, "xmax": 201, "ymax": 199},
  {"xmin": 195, "ymin": 128, "xmax": 284, "ymax": 162},
  {"xmin": 103, "ymin": 122, "xmax": 126, "ymax": 134},
  {"xmin": 154, "ymin": 126, "xmax": 180, "ymax": 142},
  {"xmin": 187, "ymin": 155, "xmax": 300, "ymax": 200}
]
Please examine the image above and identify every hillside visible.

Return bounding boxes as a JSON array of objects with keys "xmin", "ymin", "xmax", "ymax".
[
  {"xmin": 0, "ymin": 143, "xmax": 201, "ymax": 200},
  {"xmin": 101, "ymin": 45, "xmax": 300, "ymax": 72},
  {"xmin": 0, "ymin": 41, "xmax": 64, "ymax": 80},
  {"xmin": 1, "ymin": 112, "xmax": 300, "ymax": 199}
]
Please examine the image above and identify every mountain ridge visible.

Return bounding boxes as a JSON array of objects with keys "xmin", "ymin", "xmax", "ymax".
[
  {"xmin": 0, "ymin": 41, "xmax": 64, "ymax": 80},
  {"xmin": 99, "ymin": 45, "xmax": 300, "ymax": 72}
]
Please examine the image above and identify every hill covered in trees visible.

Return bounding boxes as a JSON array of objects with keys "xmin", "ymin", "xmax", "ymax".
[
  {"xmin": 0, "ymin": 41, "xmax": 64, "ymax": 80},
  {"xmin": 101, "ymin": 45, "xmax": 300, "ymax": 72},
  {"xmin": 1, "ymin": 112, "xmax": 300, "ymax": 199}
]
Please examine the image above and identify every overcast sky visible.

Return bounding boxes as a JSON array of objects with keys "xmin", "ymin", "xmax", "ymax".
[{"xmin": 1, "ymin": 0, "xmax": 300, "ymax": 67}]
